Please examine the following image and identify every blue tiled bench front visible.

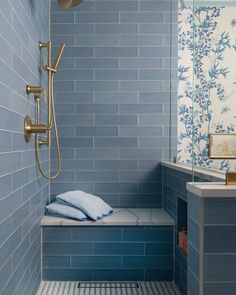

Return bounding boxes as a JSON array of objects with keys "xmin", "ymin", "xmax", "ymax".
[{"xmin": 41, "ymin": 209, "xmax": 174, "ymax": 281}]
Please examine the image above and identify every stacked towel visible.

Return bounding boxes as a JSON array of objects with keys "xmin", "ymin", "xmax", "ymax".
[
  {"xmin": 46, "ymin": 201, "xmax": 87, "ymax": 220},
  {"xmin": 46, "ymin": 190, "xmax": 113, "ymax": 221}
]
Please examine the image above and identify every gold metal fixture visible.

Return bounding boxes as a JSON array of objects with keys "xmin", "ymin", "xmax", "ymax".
[
  {"xmin": 26, "ymin": 85, "xmax": 43, "ymax": 95},
  {"xmin": 24, "ymin": 41, "xmax": 65, "ymax": 180},
  {"xmin": 24, "ymin": 121, "xmax": 48, "ymax": 134},
  {"xmin": 53, "ymin": 43, "xmax": 65, "ymax": 71},
  {"xmin": 58, "ymin": 0, "xmax": 84, "ymax": 9},
  {"xmin": 24, "ymin": 85, "xmax": 48, "ymax": 142},
  {"xmin": 226, "ymin": 172, "xmax": 236, "ymax": 185},
  {"xmin": 26, "ymin": 85, "xmax": 46, "ymax": 101},
  {"xmin": 38, "ymin": 42, "xmax": 48, "ymax": 49},
  {"xmin": 24, "ymin": 116, "xmax": 33, "ymax": 143}
]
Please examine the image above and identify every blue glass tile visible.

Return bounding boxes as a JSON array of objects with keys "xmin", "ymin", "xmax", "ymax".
[
  {"xmin": 71, "ymin": 256, "xmax": 123, "ymax": 269},
  {"xmin": 145, "ymin": 243, "xmax": 173, "ymax": 255},
  {"xmin": 42, "ymin": 269, "xmax": 93, "ymax": 281},
  {"xmin": 204, "ymin": 254, "xmax": 236, "ymax": 281},
  {"xmin": 204, "ymin": 226, "xmax": 236, "ymax": 253},
  {"xmin": 76, "ymin": 12, "xmax": 118, "ymax": 23},
  {"xmin": 43, "ymin": 228, "xmax": 70, "ymax": 241},
  {"xmin": 94, "ymin": 243, "xmax": 144, "ymax": 255},
  {"xmin": 43, "ymin": 242, "xmax": 93, "ymax": 255},
  {"xmin": 95, "ymin": 1, "xmax": 138, "ymax": 11},
  {"xmin": 204, "ymin": 198, "xmax": 236, "ymax": 225},
  {"xmin": 120, "ymin": 12, "xmax": 163, "ymax": 23},
  {"xmin": 204, "ymin": 282, "xmax": 236, "ymax": 295},
  {"xmin": 123, "ymin": 255, "xmax": 173, "ymax": 269},
  {"xmin": 123, "ymin": 227, "xmax": 173, "ymax": 242},
  {"xmin": 43, "ymin": 256, "xmax": 70, "ymax": 269},
  {"xmin": 71, "ymin": 228, "xmax": 122, "ymax": 242}
]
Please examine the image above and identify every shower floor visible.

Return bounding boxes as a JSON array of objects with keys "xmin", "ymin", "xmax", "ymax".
[{"xmin": 36, "ymin": 281, "xmax": 181, "ymax": 295}]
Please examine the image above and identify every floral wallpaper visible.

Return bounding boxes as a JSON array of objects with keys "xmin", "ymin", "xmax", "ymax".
[{"xmin": 178, "ymin": 1, "xmax": 236, "ymax": 171}]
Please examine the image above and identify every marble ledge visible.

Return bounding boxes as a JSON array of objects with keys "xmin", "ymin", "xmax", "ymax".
[
  {"xmin": 161, "ymin": 161, "xmax": 224, "ymax": 181},
  {"xmin": 41, "ymin": 208, "xmax": 175, "ymax": 227},
  {"xmin": 187, "ymin": 182, "xmax": 236, "ymax": 198}
]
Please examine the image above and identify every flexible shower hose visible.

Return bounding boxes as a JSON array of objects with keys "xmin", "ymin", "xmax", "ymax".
[{"xmin": 35, "ymin": 74, "xmax": 61, "ymax": 180}]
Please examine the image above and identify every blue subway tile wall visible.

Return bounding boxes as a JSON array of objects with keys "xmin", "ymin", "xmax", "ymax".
[
  {"xmin": 50, "ymin": 0, "xmax": 178, "ymax": 207},
  {"xmin": 203, "ymin": 197, "xmax": 236, "ymax": 294},
  {"xmin": 42, "ymin": 225, "xmax": 174, "ymax": 281},
  {"xmin": 0, "ymin": 1, "xmax": 49, "ymax": 294}
]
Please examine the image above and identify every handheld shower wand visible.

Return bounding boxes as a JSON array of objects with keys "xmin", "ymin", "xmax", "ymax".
[{"xmin": 53, "ymin": 43, "xmax": 65, "ymax": 71}]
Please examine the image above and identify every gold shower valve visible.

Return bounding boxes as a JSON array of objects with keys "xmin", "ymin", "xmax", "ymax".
[{"xmin": 24, "ymin": 115, "xmax": 48, "ymax": 143}]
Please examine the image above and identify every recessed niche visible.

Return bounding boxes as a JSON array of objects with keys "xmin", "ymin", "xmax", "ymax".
[{"xmin": 177, "ymin": 197, "xmax": 188, "ymax": 256}]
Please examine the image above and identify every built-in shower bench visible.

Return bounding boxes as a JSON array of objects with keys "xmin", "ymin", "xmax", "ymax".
[
  {"xmin": 41, "ymin": 208, "xmax": 175, "ymax": 282},
  {"xmin": 41, "ymin": 208, "xmax": 174, "ymax": 226}
]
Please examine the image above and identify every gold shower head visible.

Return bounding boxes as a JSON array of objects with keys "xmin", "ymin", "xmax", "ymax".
[{"xmin": 57, "ymin": 0, "xmax": 84, "ymax": 9}]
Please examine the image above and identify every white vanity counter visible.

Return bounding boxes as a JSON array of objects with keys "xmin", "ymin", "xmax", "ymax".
[{"xmin": 187, "ymin": 182, "xmax": 236, "ymax": 198}]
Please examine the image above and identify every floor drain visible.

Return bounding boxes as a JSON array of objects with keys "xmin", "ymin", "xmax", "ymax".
[{"xmin": 78, "ymin": 282, "xmax": 140, "ymax": 289}]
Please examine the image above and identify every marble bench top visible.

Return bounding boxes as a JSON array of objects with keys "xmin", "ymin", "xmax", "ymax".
[{"xmin": 41, "ymin": 208, "xmax": 174, "ymax": 226}]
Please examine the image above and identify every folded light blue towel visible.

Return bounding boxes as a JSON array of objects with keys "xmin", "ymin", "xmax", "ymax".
[
  {"xmin": 56, "ymin": 190, "xmax": 113, "ymax": 221},
  {"xmin": 46, "ymin": 200, "xmax": 88, "ymax": 221}
]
